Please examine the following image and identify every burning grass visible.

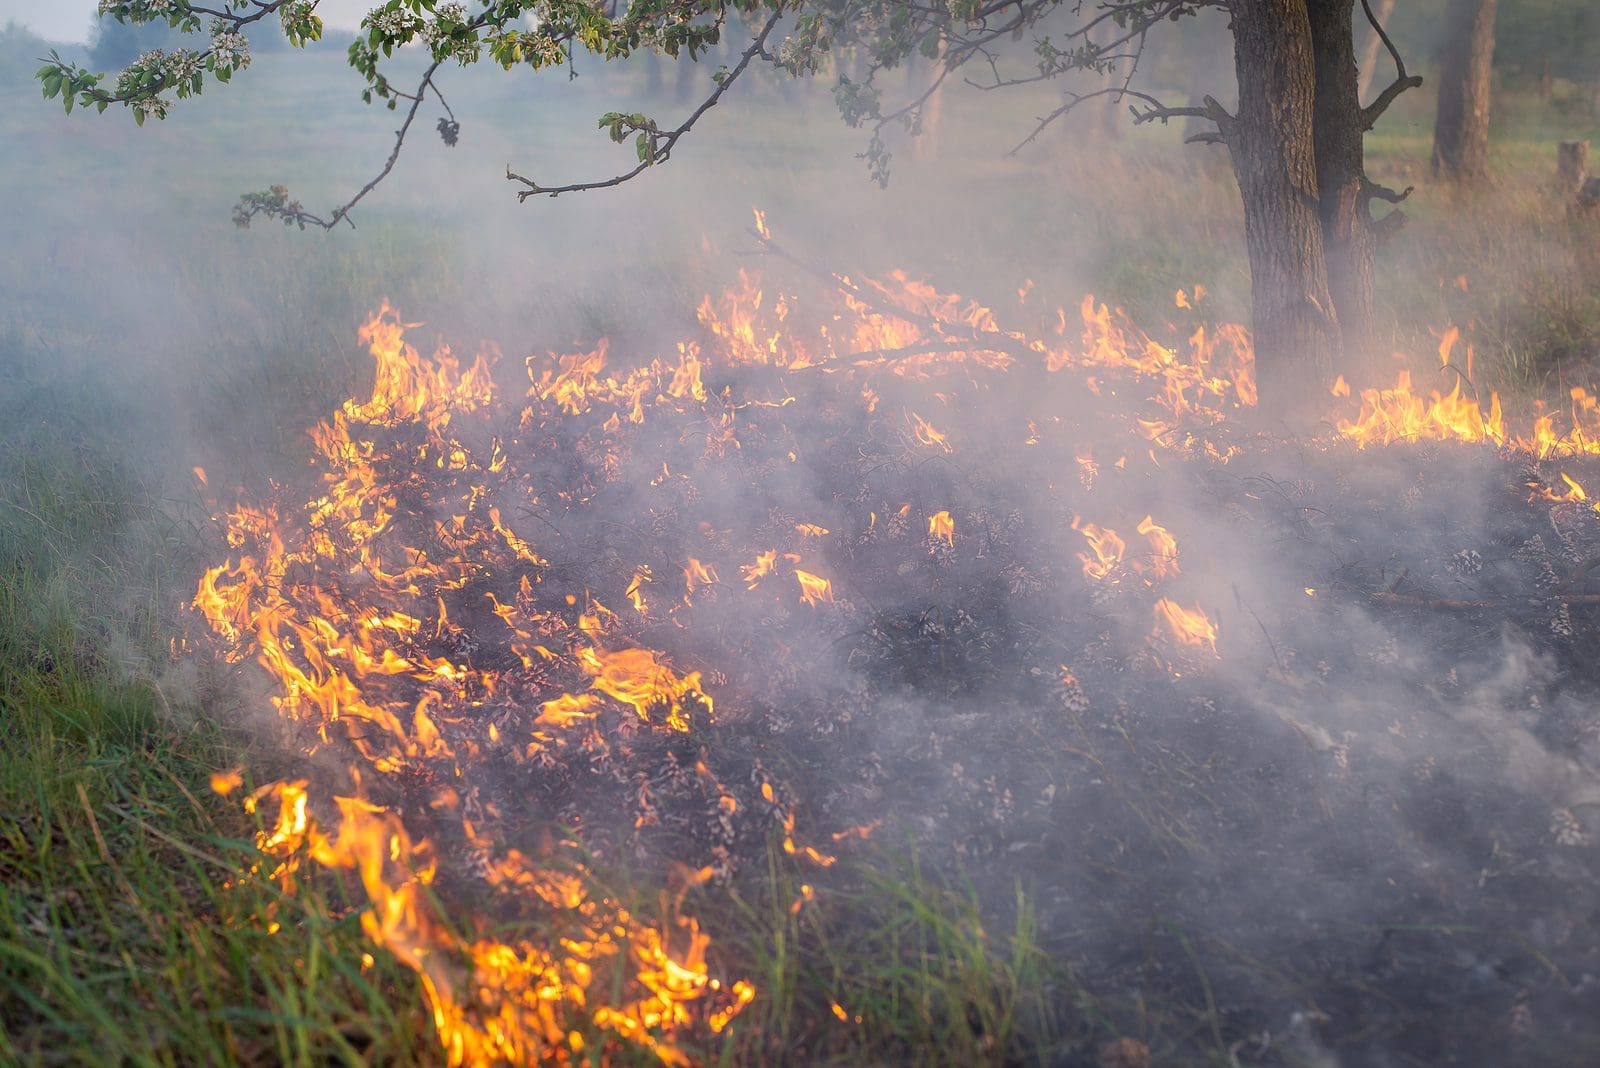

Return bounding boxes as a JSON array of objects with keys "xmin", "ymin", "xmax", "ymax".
[{"xmin": 160, "ymin": 215, "xmax": 1600, "ymax": 1063}]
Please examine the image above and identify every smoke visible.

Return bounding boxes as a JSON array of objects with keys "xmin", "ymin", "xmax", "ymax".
[{"xmin": 5, "ymin": 19, "xmax": 1600, "ymax": 1064}]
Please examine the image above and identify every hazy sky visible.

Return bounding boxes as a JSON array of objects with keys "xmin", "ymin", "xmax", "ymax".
[{"xmin": 1, "ymin": 0, "xmax": 370, "ymax": 42}]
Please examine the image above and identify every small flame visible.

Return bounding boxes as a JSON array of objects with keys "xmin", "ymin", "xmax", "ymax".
[
  {"xmin": 1152, "ymin": 598, "xmax": 1219, "ymax": 656},
  {"xmin": 1073, "ymin": 518, "xmax": 1126, "ymax": 581},
  {"xmin": 795, "ymin": 570, "xmax": 834, "ymax": 606}
]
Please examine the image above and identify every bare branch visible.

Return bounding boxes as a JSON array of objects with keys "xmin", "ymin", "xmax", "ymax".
[
  {"xmin": 234, "ymin": 57, "xmax": 447, "ymax": 231},
  {"xmin": 507, "ymin": 11, "xmax": 783, "ymax": 200},
  {"xmin": 1360, "ymin": 0, "xmax": 1408, "ymax": 87},
  {"xmin": 326, "ymin": 61, "xmax": 446, "ymax": 226},
  {"xmin": 1363, "ymin": 179, "xmax": 1413, "ymax": 204},
  {"xmin": 1358, "ymin": 0, "xmax": 1422, "ymax": 128},
  {"xmin": 1361, "ymin": 72, "xmax": 1423, "ymax": 130}
]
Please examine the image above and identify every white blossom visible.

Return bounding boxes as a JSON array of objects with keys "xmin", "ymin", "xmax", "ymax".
[
  {"xmin": 368, "ymin": 7, "xmax": 423, "ymax": 38},
  {"xmin": 280, "ymin": 1, "xmax": 318, "ymax": 35},
  {"xmin": 209, "ymin": 29, "xmax": 251, "ymax": 71}
]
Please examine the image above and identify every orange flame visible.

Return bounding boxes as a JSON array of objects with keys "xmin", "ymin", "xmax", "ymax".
[
  {"xmin": 1073, "ymin": 518, "xmax": 1126, "ymax": 581},
  {"xmin": 795, "ymin": 570, "xmax": 835, "ymax": 607},
  {"xmin": 1152, "ymin": 598, "xmax": 1219, "ymax": 656}
]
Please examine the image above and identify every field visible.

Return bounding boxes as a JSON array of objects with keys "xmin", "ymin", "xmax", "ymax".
[{"xmin": 4, "ymin": 22, "xmax": 1600, "ymax": 1067}]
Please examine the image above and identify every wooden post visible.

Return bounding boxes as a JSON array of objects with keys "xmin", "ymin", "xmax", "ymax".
[{"xmin": 1558, "ymin": 140, "xmax": 1590, "ymax": 196}]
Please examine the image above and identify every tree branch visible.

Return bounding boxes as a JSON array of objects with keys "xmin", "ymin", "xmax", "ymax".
[
  {"xmin": 1361, "ymin": 0, "xmax": 1408, "ymax": 87},
  {"xmin": 1358, "ymin": 0, "xmax": 1422, "ymax": 128},
  {"xmin": 506, "ymin": 11, "xmax": 783, "ymax": 200},
  {"xmin": 1361, "ymin": 72, "xmax": 1423, "ymax": 130},
  {"xmin": 1363, "ymin": 178, "xmax": 1413, "ymax": 204}
]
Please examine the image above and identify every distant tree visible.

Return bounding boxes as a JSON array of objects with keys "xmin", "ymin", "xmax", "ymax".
[
  {"xmin": 37, "ymin": 0, "xmax": 1424, "ymax": 417},
  {"xmin": 1492, "ymin": 0, "xmax": 1600, "ymax": 94},
  {"xmin": 89, "ymin": 16, "xmax": 188, "ymax": 70},
  {"xmin": 1431, "ymin": 0, "xmax": 1498, "ymax": 181}
]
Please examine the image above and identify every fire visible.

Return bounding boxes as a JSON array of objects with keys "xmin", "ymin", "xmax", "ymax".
[
  {"xmin": 1073, "ymin": 518, "xmax": 1127, "ymax": 581},
  {"xmin": 193, "ymin": 300, "xmax": 773, "ymax": 1063},
  {"xmin": 1336, "ymin": 366, "xmax": 1600, "ymax": 458},
  {"xmin": 908, "ymin": 409, "xmax": 951, "ymax": 451},
  {"xmin": 1336, "ymin": 369, "xmax": 1507, "ymax": 449},
  {"xmin": 626, "ymin": 566, "xmax": 653, "ymax": 614},
  {"xmin": 1074, "ymin": 515, "xmax": 1180, "ymax": 585},
  {"xmin": 187, "ymin": 212, "xmax": 1600, "ymax": 1064},
  {"xmin": 741, "ymin": 550, "xmax": 778, "ymax": 588},
  {"xmin": 1534, "ymin": 472, "xmax": 1590, "ymax": 504},
  {"xmin": 1135, "ymin": 516, "xmax": 1179, "ymax": 579},
  {"xmin": 577, "ymin": 645, "xmax": 709, "ymax": 732},
  {"xmin": 684, "ymin": 557, "xmax": 720, "ymax": 597},
  {"xmin": 1151, "ymin": 598, "xmax": 1219, "ymax": 656},
  {"xmin": 795, "ymin": 570, "xmax": 835, "ymax": 606},
  {"xmin": 210, "ymin": 767, "xmax": 244, "ymax": 796}
]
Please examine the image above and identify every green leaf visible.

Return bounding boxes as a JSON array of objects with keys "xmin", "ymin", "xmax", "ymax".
[{"xmin": 133, "ymin": 106, "xmax": 144, "ymax": 126}]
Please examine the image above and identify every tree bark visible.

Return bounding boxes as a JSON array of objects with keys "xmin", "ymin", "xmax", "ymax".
[
  {"xmin": 1355, "ymin": 0, "xmax": 1398, "ymax": 103},
  {"xmin": 1309, "ymin": 0, "xmax": 1379, "ymax": 378},
  {"xmin": 1432, "ymin": 0, "xmax": 1498, "ymax": 181},
  {"xmin": 1227, "ymin": 0, "xmax": 1342, "ymax": 414}
]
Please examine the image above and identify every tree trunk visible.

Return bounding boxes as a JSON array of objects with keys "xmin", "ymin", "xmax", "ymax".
[
  {"xmin": 1355, "ymin": 0, "xmax": 1397, "ymax": 103},
  {"xmin": 1309, "ymin": 0, "xmax": 1380, "ymax": 378},
  {"xmin": 1432, "ymin": 0, "xmax": 1498, "ymax": 181},
  {"xmin": 1557, "ymin": 140, "xmax": 1589, "ymax": 197},
  {"xmin": 1227, "ymin": 0, "xmax": 1342, "ymax": 413}
]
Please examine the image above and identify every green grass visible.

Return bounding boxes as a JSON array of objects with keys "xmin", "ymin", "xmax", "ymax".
[
  {"xmin": 707, "ymin": 840, "xmax": 1071, "ymax": 1066},
  {"xmin": 0, "ymin": 329, "xmax": 438, "ymax": 1066},
  {"xmin": 0, "ymin": 652, "xmax": 437, "ymax": 1066}
]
